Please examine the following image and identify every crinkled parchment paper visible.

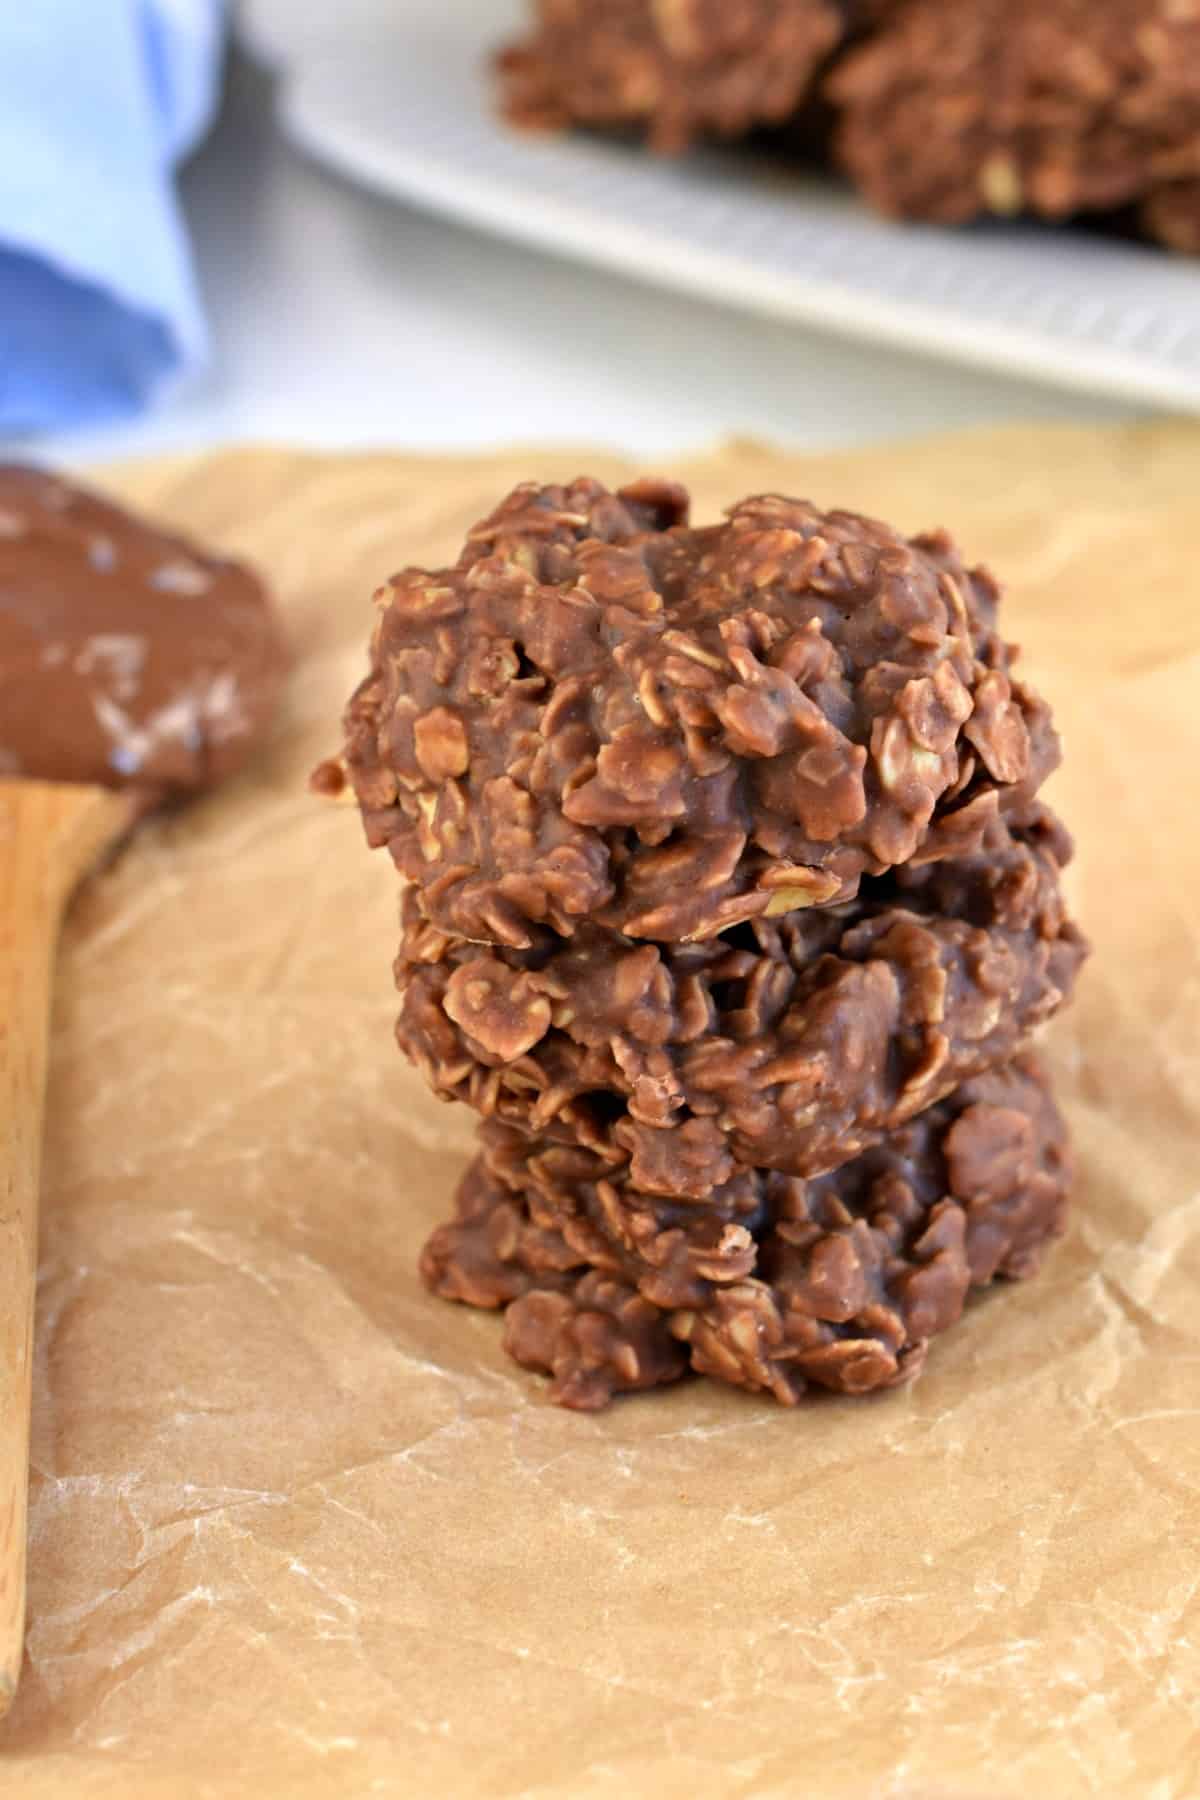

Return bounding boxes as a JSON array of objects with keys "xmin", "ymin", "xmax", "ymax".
[{"xmin": 3, "ymin": 426, "xmax": 1199, "ymax": 1800}]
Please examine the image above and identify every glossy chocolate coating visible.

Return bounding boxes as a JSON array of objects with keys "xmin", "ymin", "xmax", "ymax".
[{"xmin": 0, "ymin": 465, "xmax": 285, "ymax": 791}]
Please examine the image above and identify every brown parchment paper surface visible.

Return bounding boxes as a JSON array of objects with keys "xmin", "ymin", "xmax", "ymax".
[{"xmin": 3, "ymin": 425, "xmax": 1199, "ymax": 1800}]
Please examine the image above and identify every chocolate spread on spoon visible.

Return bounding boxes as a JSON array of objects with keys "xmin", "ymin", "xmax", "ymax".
[{"xmin": 0, "ymin": 465, "xmax": 285, "ymax": 791}]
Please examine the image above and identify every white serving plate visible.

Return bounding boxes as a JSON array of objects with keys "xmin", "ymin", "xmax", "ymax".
[{"xmin": 238, "ymin": 0, "xmax": 1200, "ymax": 411}]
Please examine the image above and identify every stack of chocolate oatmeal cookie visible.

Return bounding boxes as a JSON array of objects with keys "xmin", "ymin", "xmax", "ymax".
[{"xmin": 332, "ymin": 479, "xmax": 1086, "ymax": 1409}]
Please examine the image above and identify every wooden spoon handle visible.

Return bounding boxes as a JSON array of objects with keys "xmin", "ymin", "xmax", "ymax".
[{"xmin": 0, "ymin": 780, "xmax": 137, "ymax": 1714}]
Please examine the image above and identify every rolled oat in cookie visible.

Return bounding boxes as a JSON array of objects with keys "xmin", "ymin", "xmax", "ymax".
[
  {"xmin": 340, "ymin": 477, "xmax": 1058, "ymax": 948},
  {"xmin": 497, "ymin": 0, "xmax": 845, "ymax": 154},
  {"xmin": 828, "ymin": 0, "xmax": 1200, "ymax": 226}
]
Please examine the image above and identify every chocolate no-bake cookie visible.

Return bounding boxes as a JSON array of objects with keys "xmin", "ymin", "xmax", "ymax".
[
  {"xmin": 396, "ymin": 805, "xmax": 1083, "ymax": 1183},
  {"xmin": 498, "ymin": 0, "xmax": 845, "ymax": 154},
  {"xmin": 423, "ymin": 1054, "xmax": 1070, "ymax": 1409},
  {"xmin": 828, "ymin": 0, "xmax": 1200, "ymax": 225},
  {"xmin": 342, "ymin": 478, "xmax": 1057, "ymax": 948},
  {"xmin": 329, "ymin": 474, "xmax": 1084, "ymax": 1411}
]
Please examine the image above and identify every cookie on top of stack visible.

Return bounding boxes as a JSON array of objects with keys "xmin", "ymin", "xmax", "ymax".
[{"xmin": 330, "ymin": 478, "xmax": 1086, "ymax": 1410}]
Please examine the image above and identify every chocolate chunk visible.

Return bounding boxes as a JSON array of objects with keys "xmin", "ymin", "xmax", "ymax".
[
  {"xmin": 828, "ymin": 0, "xmax": 1200, "ymax": 226},
  {"xmin": 342, "ymin": 478, "xmax": 1057, "ymax": 948},
  {"xmin": 497, "ymin": 0, "xmax": 845, "ymax": 154},
  {"xmin": 423, "ymin": 1055, "xmax": 1070, "ymax": 1408},
  {"xmin": 0, "ymin": 465, "xmax": 285, "ymax": 791}
]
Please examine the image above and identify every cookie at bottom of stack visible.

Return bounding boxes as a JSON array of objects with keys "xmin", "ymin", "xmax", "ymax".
[{"xmin": 421, "ymin": 1052, "xmax": 1069, "ymax": 1411}]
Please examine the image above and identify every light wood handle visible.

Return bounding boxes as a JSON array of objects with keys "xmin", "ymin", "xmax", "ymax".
[{"xmin": 0, "ymin": 780, "xmax": 137, "ymax": 1715}]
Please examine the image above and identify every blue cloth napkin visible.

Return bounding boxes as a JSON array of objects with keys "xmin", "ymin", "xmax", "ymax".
[{"xmin": 0, "ymin": 2, "xmax": 224, "ymax": 435}]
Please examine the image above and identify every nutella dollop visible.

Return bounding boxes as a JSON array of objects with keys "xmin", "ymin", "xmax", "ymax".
[{"xmin": 0, "ymin": 464, "xmax": 286, "ymax": 790}]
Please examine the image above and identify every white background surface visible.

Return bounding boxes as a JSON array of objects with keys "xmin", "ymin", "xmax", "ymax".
[{"xmin": 20, "ymin": 56, "xmax": 1141, "ymax": 472}]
